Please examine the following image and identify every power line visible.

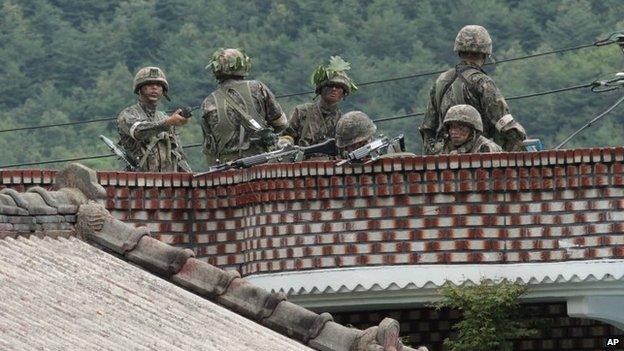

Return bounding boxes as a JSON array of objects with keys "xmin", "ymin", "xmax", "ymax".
[
  {"xmin": 275, "ymin": 35, "xmax": 621, "ymax": 98},
  {"xmin": 0, "ymin": 80, "xmax": 611, "ymax": 168},
  {"xmin": 555, "ymin": 94, "xmax": 624, "ymax": 149},
  {"xmin": 373, "ymin": 112, "xmax": 424, "ymax": 123},
  {"xmin": 0, "ymin": 117, "xmax": 116, "ymax": 133},
  {"xmin": 2, "ymin": 34, "xmax": 621, "ymax": 134},
  {"xmin": 0, "ymin": 143, "xmax": 204, "ymax": 169},
  {"xmin": 506, "ymin": 82, "xmax": 596, "ymax": 100},
  {"xmin": 372, "ymin": 80, "xmax": 604, "ymax": 124}
]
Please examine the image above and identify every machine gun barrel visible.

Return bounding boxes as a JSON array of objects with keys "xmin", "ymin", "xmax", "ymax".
[
  {"xmin": 194, "ymin": 138, "xmax": 338, "ymax": 177},
  {"xmin": 336, "ymin": 134, "xmax": 404, "ymax": 166}
]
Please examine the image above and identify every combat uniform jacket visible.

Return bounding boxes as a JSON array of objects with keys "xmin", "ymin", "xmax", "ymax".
[
  {"xmin": 283, "ymin": 102, "xmax": 341, "ymax": 146},
  {"xmin": 201, "ymin": 78, "xmax": 287, "ymax": 165},
  {"xmin": 117, "ymin": 103, "xmax": 191, "ymax": 172},
  {"xmin": 442, "ymin": 134, "xmax": 502, "ymax": 154},
  {"xmin": 420, "ymin": 63, "xmax": 526, "ymax": 153}
]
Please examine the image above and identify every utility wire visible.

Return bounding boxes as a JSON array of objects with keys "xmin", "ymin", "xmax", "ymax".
[
  {"xmin": 506, "ymin": 82, "xmax": 596, "ymax": 100},
  {"xmin": 0, "ymin": 143, "xmax": 204, "ymax": 169},
  {"xmin": 275, "ymin": 35, "xmax": 622, "ymax": 98},
  {"xmin": 0, "ymin": 80, "xmax": 615, "ymax": 168},
  {"xmin": 0, "ymin": 117, "xmax": 116, "ymax": 133},
  {"xmin": 372, "ymin": 80, "xmax": 602, "ymax": 124},
  {"xmin": 3, "ymin": 34, "xmax": 621, "ymax": 134},
  {"xmin": 555, "ymin": 94, "xmax": 624, "ymax": 149}
]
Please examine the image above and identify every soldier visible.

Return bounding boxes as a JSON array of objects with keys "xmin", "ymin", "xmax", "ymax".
[
  {"xmin": 419, "ymin": 25, "xmax": 527, "ymax": 154},
  {"xmin": 117, "ymin": 66, "xmax": 191, "ymax": 172},
  {"xmin": 441, "ymin": 105, "xmax": 502, "ymax": 154},
  {"xmin": 335, "ymin": 111, "xmax": 411, "ymax": 157},
  {"xmin": 201, "ymin": 48, "xmax": 287, "ymax": 165},
  {"xmin": 281, "ymin": 56, "xmax": 357, "ymax": 147}
]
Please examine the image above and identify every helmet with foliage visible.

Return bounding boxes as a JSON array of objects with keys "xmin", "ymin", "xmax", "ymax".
[
  {"xmin": 443, "ymin": 104, "xmax": 483, "ymax": 132},
  {"xmin": 336, "ymin": 111, "xmax": 377, "ymax": 148},
  {"xmin": 133, "ymin": 66, "xmax": 169, "ymax": 94},
  {"xmin": 206, "ymin": 48, "xmax": 251, "ymax": 77},
  {"xmin": 311, "ymin": 56, "xmax": 358, "ymax": 95},
  {"xmin": 453, "ymin": 25, "xmax": 493, "ymax": 55}
]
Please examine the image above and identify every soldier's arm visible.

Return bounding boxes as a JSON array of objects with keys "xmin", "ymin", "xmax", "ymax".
[
  {"xmin": 259, "ymin": 82, "xmax": 288, "ymax": 132},
  {"xmin": 475, "ymin": 76, "xmax": 527, "ymax": 151},
  {"xmin": 200, "ymin": 98, "xmax": 219, "ymax": 157},
  {"xmin": 118, "ymin": 109, "xmax": 179, "ymax": 143},
  {"xmin": 419, "ymin": 85, "xmax": 443, "ymax": 154},
  {"xmin": 279, "ymin": 107, "xmax": 303, "ymax": 145}
]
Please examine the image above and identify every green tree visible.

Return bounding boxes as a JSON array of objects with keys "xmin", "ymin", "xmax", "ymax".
[{"xmin": 434, "ymin": 280, "xmax": 536, "ymax": 351}]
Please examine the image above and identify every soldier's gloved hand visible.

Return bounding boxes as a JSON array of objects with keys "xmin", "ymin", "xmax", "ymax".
[
  {"xmin": 424, "ymin": 138, "xmax": 444, "ymax": 155},
  {"xmin": 164, "ymin": 109, "xmax": 189, "ymax": 126},
  {"xmin": 503, "ymin": 129, "xmax": 526, "ymax": 152},
  {"xmin": 277, "ymin": 136, "xmax": 294, "ymax": 149},
  {"xmin": 258, "ymin": 129, "xmax": 278, "ymax": 148},
  {"xmin": 432, "ymin": 140, "xmax": 445, "ymax": 154}
]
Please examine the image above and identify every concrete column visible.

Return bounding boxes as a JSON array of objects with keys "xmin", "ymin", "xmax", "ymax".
[{"xmin": 567, "ymin": 296, "xmax": 624, "ymax": 331}]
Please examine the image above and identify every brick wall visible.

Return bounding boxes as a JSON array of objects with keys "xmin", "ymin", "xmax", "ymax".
[
  {"xmin": 332, "ymin": 302, "xmax": 624, "ymax": 351},
  {"xmin": 1, "ymin": 147, "xmax": 624, "ymax": 273}
]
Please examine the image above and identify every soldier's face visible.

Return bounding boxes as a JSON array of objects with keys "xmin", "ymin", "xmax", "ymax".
[
  {"xmin": 448, "ymin": 122, "xmax": 472, "ymax": 146},
  {"xmin": 139, "ymin": 83, "xmax": 164, "ymax": 103},
  {"xmin": 321, "ymin": 85, "xmax": 345, "ymax": 104}
]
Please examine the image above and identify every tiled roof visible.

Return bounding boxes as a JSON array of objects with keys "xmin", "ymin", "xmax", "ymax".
[
  {"xmin": 0, "ymin": 163, "xmax": 421, "ymax": 351},
  {"xmin": 0, "ymin": 235, "xmax": 311, "ymax": 351}
]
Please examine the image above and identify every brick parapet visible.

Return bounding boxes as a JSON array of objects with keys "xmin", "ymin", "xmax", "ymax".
[{"xmin": 2, "ymin": 147, "xmax": 624, "ymax": 275}]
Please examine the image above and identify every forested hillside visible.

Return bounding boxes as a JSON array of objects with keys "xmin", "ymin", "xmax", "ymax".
[{"xmin": 1, "ymin": 0, "xmax": 623, "ymax": 170}]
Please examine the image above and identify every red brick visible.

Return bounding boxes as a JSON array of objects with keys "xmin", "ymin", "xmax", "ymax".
[
  {"xmin": 396, "ymin": 242, "xmax": 411, "ymax": 252},
  {"xmin": 425, "ymin": 242, "xmax": 440, "ymax": 251},
  {"xmin": 468, "ymin": 252, "xmax": 483, "ymax": 262},
  {"xmin": 455, "ymin": 240, "xmax": 469, "ymax": 250},
  {"xmin": 437, "ymin": 252, "xmax": 451, "ymax": 263}
]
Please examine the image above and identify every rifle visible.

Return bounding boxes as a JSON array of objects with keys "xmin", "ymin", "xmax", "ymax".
[
  {"xmin": 194, "ymin": 138, "xmax": 338, "ymax": 177},
  {"xmin": 99, "ymin": 135, "xmax": 139, "ymax": 171},
  {"xmin": 336, "ymin": 134, "xmax": 405, "ymax": 166}
]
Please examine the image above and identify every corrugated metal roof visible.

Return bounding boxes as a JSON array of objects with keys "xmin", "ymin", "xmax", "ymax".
[
  {"xmin": 0, "ymin": 235, "xmax": 310, "ymax": 351},
  {"xmin": 247, "ymin": 260, "xmax": 624, "ymax": 311}
]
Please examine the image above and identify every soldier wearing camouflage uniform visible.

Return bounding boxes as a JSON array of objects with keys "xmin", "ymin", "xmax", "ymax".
[
  {"xmin": 335, "ymin": 111, "xmax": 412, "ymax": 158},
  {"xmin": 441, "ymin": 105, "xmax": 502, "ymax": 154},
  {"xmin": 117, "ymin": 66, "xmax": 191, "ymax": 172},
  {"xmin": 281, "ymin": 57, "xmax": 356, "ymax": 147},
  {"xmin": 201, "ymin": 48, "xmax": 287, "ymax": 165},
  {"xmin": 420, "ymin": 25, "xmax": 527, "ymax": 154}
]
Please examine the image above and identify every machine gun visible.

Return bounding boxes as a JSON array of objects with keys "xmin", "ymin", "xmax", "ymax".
[
  {"xmin": 194, "ymin": 138, "xmax": 338, "ymax": 177},
  {"xmin": 336, "ymin": 134, "xmax": 405, "ymax": 166},
  {"xmin": 99, "ymin": 135, "xmax": 139, "ymax": 171}
]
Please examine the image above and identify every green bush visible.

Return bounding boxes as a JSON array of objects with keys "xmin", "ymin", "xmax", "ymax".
[{"xmin": 434, "ymin": 280, "xmax": 537, "ymax": 351}]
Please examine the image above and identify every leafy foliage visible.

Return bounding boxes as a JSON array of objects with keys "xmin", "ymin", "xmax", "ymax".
[
  {"xmin": 434, "ymin": 280, "xmax": 536, "ymax": 351},
  {"xmin": 311, "ymin": 55, "xmax": 358, "ymax": 92},
  {"xmin": 0, "ymin": 0, "xmax": 623, "ymax": 170}
]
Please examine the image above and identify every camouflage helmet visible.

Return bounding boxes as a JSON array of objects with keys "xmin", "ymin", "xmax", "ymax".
[
  {"xmin": 311, "ymin": 56, "xmax": 358, "ymax": 95},
  {"xmin": 316, "ymin": 71, "xmax": 354, "ymax": 95},
  {"xmin": 443, "ymin": 104, "xmax": 483, "ymax": 132},
  {"xmin": 454, "ymin": 25, "xmax": 493, "ymax": 55},
  {"xmin": 206, "ymin": 48, "xmax": 251, "ymax": 77},
  {"xmin": 336, "ymin": 111, "xmax": 377, "ymax": 148},
  {"xmin": 133, "ymin": 66, "xmax": 169, "ymax": 94}
]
